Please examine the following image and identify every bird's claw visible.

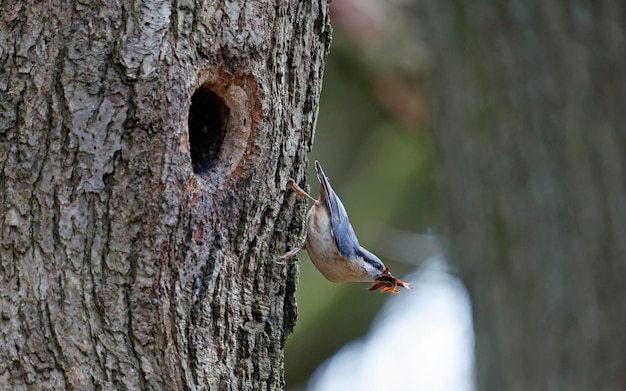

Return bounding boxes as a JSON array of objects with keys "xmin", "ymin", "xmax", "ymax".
[{"xmin": 276, "ymin": 246, "xmax": 302, "ymax": 265}]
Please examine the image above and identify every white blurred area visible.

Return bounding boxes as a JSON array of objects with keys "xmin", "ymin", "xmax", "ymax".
[{"xmin": 308, "ymin": 254, "xmax": 475, "ymax": 391}]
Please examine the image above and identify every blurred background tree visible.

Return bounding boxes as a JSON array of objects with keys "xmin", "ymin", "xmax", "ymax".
[
  {"xmin": 286, "ymin": 0, "xmax": 626, "ymax": 390},
  {"xmin": 421, "ymin": 1, "xmax": 626, "ymax": 390}
]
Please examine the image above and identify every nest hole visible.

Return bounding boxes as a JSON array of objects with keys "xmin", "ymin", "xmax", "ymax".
[{"xmin": 188, "ymin": 87, "xmax": 230, "ymax": 174}]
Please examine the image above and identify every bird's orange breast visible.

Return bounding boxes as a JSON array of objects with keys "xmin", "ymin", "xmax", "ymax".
[{"xmin": 305, "ymin": 204, "xmax": 372, "ymax": 283}]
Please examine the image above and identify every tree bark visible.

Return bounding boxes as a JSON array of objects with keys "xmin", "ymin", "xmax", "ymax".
[
  {"xmin": 421, "ymin": 1, "xmax": 626, "ymax": 390},
  {"xmin": 0, "ymin": 0, "xmax": 330, "ymax": 389}
]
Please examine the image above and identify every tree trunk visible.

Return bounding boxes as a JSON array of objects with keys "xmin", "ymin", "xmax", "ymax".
[
  {"xmin": 421, "ymin": 1, "xmax": 626, "ymax": 390},
  {"xmin": 0, "ymin": 1, "xmax": 330, "ymax": 389}
]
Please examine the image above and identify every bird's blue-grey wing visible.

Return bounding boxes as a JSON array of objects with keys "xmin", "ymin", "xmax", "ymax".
[{"xmin": 314, "ymin": 161, "xmax": 360, "ymax": 259}]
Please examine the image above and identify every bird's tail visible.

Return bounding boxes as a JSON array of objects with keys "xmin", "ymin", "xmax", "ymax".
[{"xmin": 314, "ymin": 160, "xmax": 332, "ymax": 200}]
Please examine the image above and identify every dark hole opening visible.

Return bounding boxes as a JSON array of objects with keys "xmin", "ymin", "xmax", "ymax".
[{"xmin": 188, "ymin": 87, "xmax": 229, "ymax": 174}]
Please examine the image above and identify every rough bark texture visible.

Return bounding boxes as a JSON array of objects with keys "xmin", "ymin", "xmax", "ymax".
[
  {"xmin": 421, "ymin": 1, "xmax": 626, "ymax": 390},
  {"xmin": 0, "ymin": 0, "xmax": 330, "ymax": 389}
]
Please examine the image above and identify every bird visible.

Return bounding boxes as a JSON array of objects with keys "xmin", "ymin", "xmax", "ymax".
[{"xmin": 281, "ymin": 160, "xmax": 410, "ymax": 294}]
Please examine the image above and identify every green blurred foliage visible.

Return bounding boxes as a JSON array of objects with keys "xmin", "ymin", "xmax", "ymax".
[{"xmin": 284, "ymin": 26, "xmax": 440, "ymax": 389}]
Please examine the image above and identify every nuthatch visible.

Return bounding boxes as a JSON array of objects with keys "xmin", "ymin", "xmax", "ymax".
[{"xmin": 281, "ymin": 161, "xmax": 410, "ymax": 294}]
